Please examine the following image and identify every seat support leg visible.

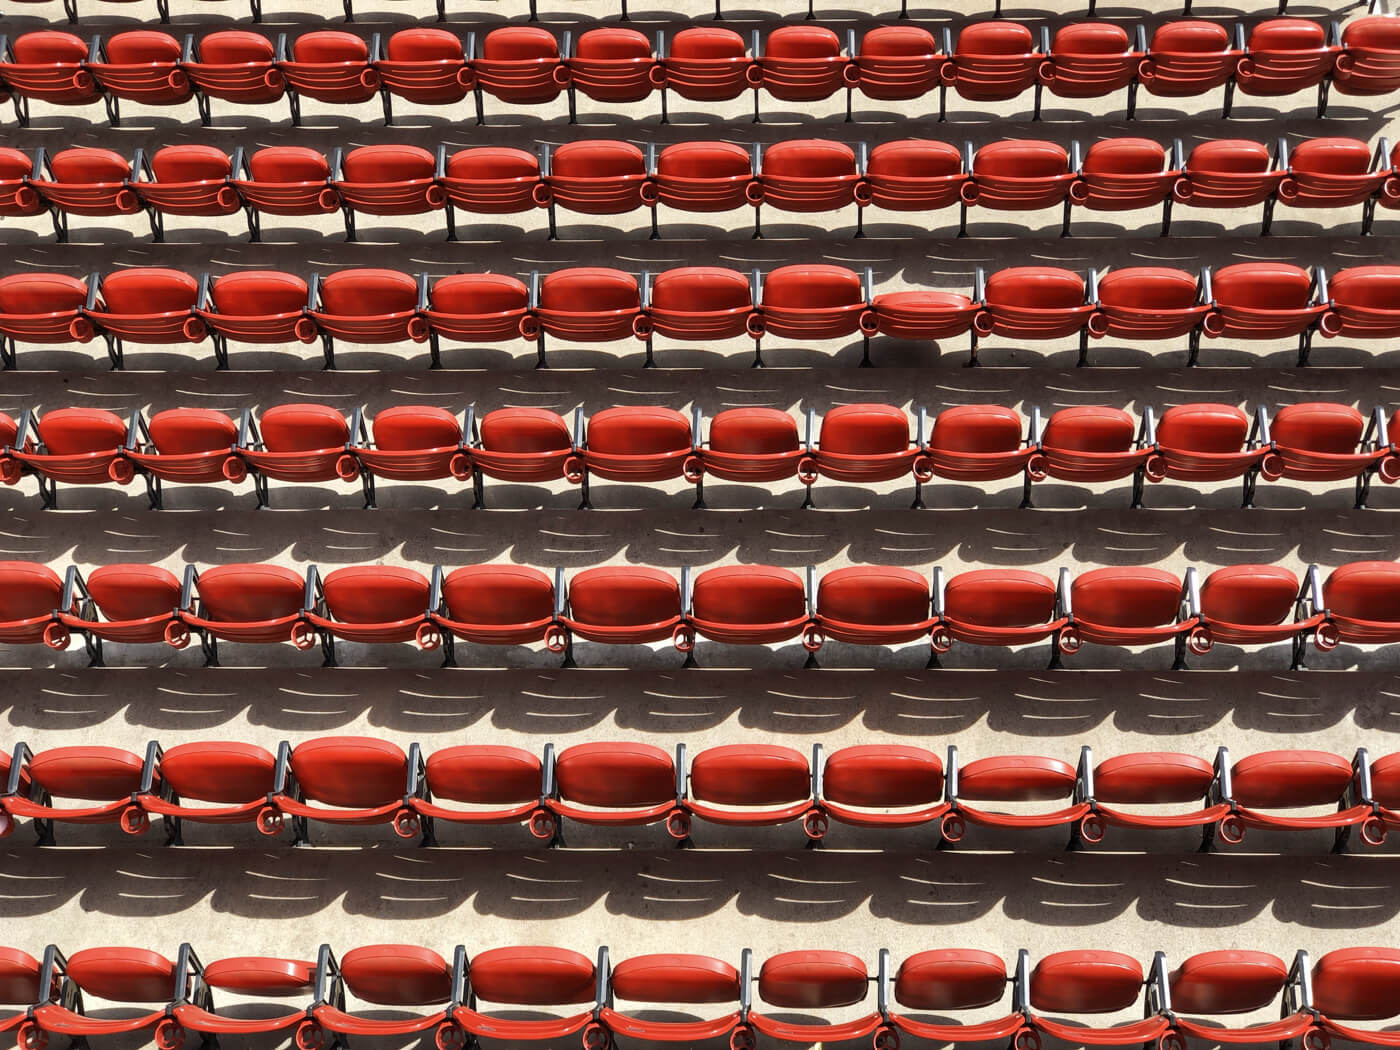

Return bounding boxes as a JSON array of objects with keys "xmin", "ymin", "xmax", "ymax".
[
  {"xmin": 860, "ymin": 334, "xmax": 872, "ymax": 367},
  {"xmin": 1241, "ymin": 469, "xmax": 1257, "ymax": 509},
  {"xmin": 1160, "ymin": 196, "xmax": 1172, "ymax": 236},
  {"xmin": 472, "ymin": 471, "xmax": 485, "ymax": 510},
  {"xmin": 0, "ymin": 336, "xmax": 15, "ymax": 370},
  {"xmin": 38, "ymin": 474, "xmax": 57, "ymax": 510},
  {"xmin": 1060, "ymin": 196, "xmax": 1072, "ymax": 236},
  {"xmin": 381, "ymin": 89, "xmax": 392, "ymax": 125},
  {"xmin": 650, "ymin": 208, "xmax": 659, "ymax": 240},
  {"xmin": 957, "ymin": 200, "xmax": 967, "ymax": 237},
  {"xmin": 547, "ymin": 202, "xmax": 558, "ymax": 240},
  {"xmin": 213, "ymin": 334, "xmax": 229, "ymax": 370},
  {"xmin": 1019, "ymin": 471, "xmax": 1033, "ymax": 509},
  {"xmin": 1362, "ymin": 197, "xmax": 1378, "ymax": 236},
  {"xmin": 1221, "ymin": 78, "xmax": 1235, "ymax": 118},
  {"xmin": 660, "ymin": 87, "xmax": 669, "ymax": 123},
  {"xmin": 246, "ymin": 207, "xmax": 260, "ymax": 241},
  {"xmin": 692, "ymin": 475, "xmax": 705, "ymax": 510},
  {"xmin": 1261, "ymin": 196, "xmax": 1275, "ymax": 236},
  {"xmin": 474, "ymin": 86, "xmax": 485, "ymax": 125},
  {"xmin": 643, "ymin": 335, "xmax": 655, "ymax": 368},
  {"xmin": 196, "ymin": 93, "xmax": 212, "ymax": 126},
  {"xmin": 1317, "ymin": 75, "xmax": 1330, "ymax": 118},
  {"xmin": 911, "ymin": 478, "xmax": 924, "ymax": 510},
  {"xmin": 1171, "ymin": 633, "xmax": 1189, "ymax": 671},
  {"xmin": 322, "ymin": 334, "xmax": 336, "ymax": 370},
  {"xmin": 752, "ymin": 339, "xmax": 763, "ymax": 368},
  {"xmin": 1126, "ymin": 80, "xmax": 1137, "ymax": 120},
  {"xmin": 567, "ymin": 85, "xmax": 577, "ymax": 124},
  {"xmin": 1077, "ymin": 327, "xmax": 1089, "ymax": 367},
  {"xmin": 107, "ymin": 336, "xmax": 124, "ymax": 370},
  {"xmin": 429, "ymin": 333, "xmax": 442, "ymax": 369},
  {"xmin": 577, "ymin": 470, "xmax": 591, "ymax": 510},
  {"xmin": 1356, "ymin": 470, "xmax": 1373, "ymax": 510},
  {"xmin": 801, "ymin": 483, "xmax": 813, "ymax": 509},
  {"xmin": 1186, "ymin": 327, "xmax": 1200, "ymax": 367},
  {"xmin": 752, "ymin": 204, "xmax": 762, "ymax": 238},
  {"xmin": 752, "ymin": 87, "xmax": 760, "ymax": 123},
  {"xmin": 536, "ymin": 333, "xmax": 548, "ymax": 369},
  {"xmin": 1131, "ymin": 468, "xmax": 1145, "ymax": 509},
  {"xmin": 361, "ymin": 470, "xmax": 376, "ymax": 510}
]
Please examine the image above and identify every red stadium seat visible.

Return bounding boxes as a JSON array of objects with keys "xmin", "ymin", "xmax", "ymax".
[
  {"xmin": 799, "ymin": 404, "xmax": 928, "ymax": 508},
  {"xmin": 564, "ymin": 27, "xmax": 661, "ymax": 120},
  {"xmin": 268, "ymin": 736, "xmax": 415, "ymax": 841},
  {"xmin": 1278, "ymin": 139, "xmax": 1397, "ymax": 236},
  {"xmin": 440, "ymin": 148, "xmax": 546, "ymax": 237},
  {"xmin": 49, "ymin": 565, "xmax": 181, "ymax": 659},
  {"xmin": 2, "ymin": 745, "xmax": 149, "ymax": 843},
  {"xmin": 86, "ymin": 31, "xmax": 192, "ymax": 117},
  {"xmin": 754, "ymin": 265, "xmax": 874, "ymax": 367},
  {"xmin": 1236, "ymin": 19, "xmax": 1339, "ymax": 115},
  {"xmin": 872, "ymin": 286, "xmax": 979, "ymax": 352},
  {"xmin": 864, "ymin": 138, "xmax": 968, "ymax": 219},
  {"xmin": 310, "ymin": 945, "xmax": 454, "ymax": 1042},
  {"xmin": 180, "ymin": 31, "xmax": 287, "ymax": 125},
  {"xmin": 1312, "ymin": 947, "xmax": 1400, "ymax": 1042},
  {"xmin": 429, "ymin": 564, "xmax": 559, "ymax": 655},
  {"xmin": 0, "ymin": 949, "xmax": 43, "ymax": 1028},
  {"xmin": 6, "ymin": 408, "xmax": 135, "ymax": 506},
  {"xmin": 973, "ymin": 266, "xmax": 1094, "ymax": 364},
  {"xmin": 1087, "ymin": 267, "xmax": 1208, "ymax": 364},
  {"xmin": 756, "ymin": 26, "xmax": 850, "ymax": 116},
  {"xmin": 1196, "ymin": 564, "xmax": 1323, "ymax": 667},
  {"xmin": 1029, "ymin": 406, "xmax": 1157, "ymax": 505},
  {"xmin": 1071, "ymin": 138, "xmax": 1178, "ymax": 235},
  {"xmin": 84, "ymin": 269, "xmax": 205, "ymax": 369},
  {"xmin": 943, "ymin": 752, "xmax": 1083, "ymax": 844},
  {"xmin": 810, "ymin": 565, "xmax": 934, "ymax": 659},
  {"xmin": 128, "ymin": 146, "xmax": 243, "ymax": 242},
  {"xmin": 1167, "ymin": 951, "xmax": 1293, "ymax": 1038},
  {"xmin": 331, "ymin": 145, "xmax": 445, "ymax": 241},
  {"xmin": 1333, "ymin": 17, "xmax": 1400, "ymax": 100},
  {"xmin": 681, "ymin": 745, "xmax": 813, "ymax": 836},
  {"xmin": 1217, "ymin": 749, "xmax": 1362, "ymax": 847},
  {"xmin": 810, "ymin": 745, "xmax": 945, "ymax": 838},
  {"xmin": 1147, "ymin": 402, "xmax": 1266, "ymax": 505},
  {"xmin": 565, "ymin": 406, "xmax": 696, "ymax": 507},
  {"xmin": 304, "ymin": 565, "xmax": 433, "ymax": 661},
  {"xmin": 167, "ymin": 950, "xmax": 316, "ymax": 1044},
  {"xmin": 748, "ymin": 951, "xmax": 879, "ymax": 1045},
  {"xmin": 408, "ymin": 743, "xmax": 544, "ymax": 833},
  {"xmin": 0, "ymin": 149, "xmax": 45, "ymax": 222},
  {"xmin": 0, "ymin": 32, "xmax": 105, "ymax": 125},
  {"xmin": 307, "ymin": 269, "xmax": 427, "ymax": 368},
  {"xmin": 452, "ymin": 947, "xmax": 595, "ymax": 1042},
  {"xmin": 533, "ymin": 268, "xmax": 645, "ymax": 367},
  {"xmin": 134, "ymin": 742, "xmax": 277, "ymax": 838},
  {"xmin": 682, "ymin": 564, "xmax": 809, "ymax": 654},
  {"xmin": 176, "ymin": 563, "xmax": 312, "ymax": 660},
  {"xmin": 946, "ymin": 22, "xmax": 1041, "ymax": 117},
  {"xmin": 965, "ymin": 140, "xmax": 1079, "ymax": 238},
  {"xmin": 350, "ymin": 406, "xmax": 468, "ymax": 501},
  {"xmin": 1172, "ymin": 139, "xmax": 1287, "ymax": 235},
  {"xmin": 1083, "ymin": 751, "xmax": 1217, "ymax": 840},
  {"xmin": 595, "ymin": 952, "xmax": 742, "ymax": 1046},
  {"xmin": 373, "ymin": 28, "xmax": 471, "ymax": 125},
  {"xmin": 1136, "ymin": 21, "xmax": 1242, "ymax": 113},
  {"xmin": 464, "ymin": 407, "xmax": 572, "ymax": 507},
  {"xmin": 852, "ymin": 26, "xmax": 947, "ymax": 109},
  {"xmin": 692, "ymin": 407, "xmax": 805, "ymax": 486},
  {"xmin": 1321, "ymin": 266, "xmax": 1400, "ymax": 342},
  {"xmin": 421, "ymin": 273, "xmax": 533, "ymax": 367},
  {"xmin": 195, "ymin": 270, "xmax": 315, "ymax": 368},
  {"xmin": 1260, "ymin": 403, "xmax": 1393, "ymax": 504},
  {"xmin": 1320, "ymin": 561, "xmax": 1400, "ymax": 648},
  {"xmin": 24, "ymin": 147, "xmax": 143, "ymax": 243},
  {"xmin": 931, "ymin": 568, "xmax": 1068, "ymax": 661},
  {"xmin": 542, "ymin": 140, "xmax": 652, "ymax": 239},
  {"xmin": 657, "ymin": 27, "xmax": 755, "ymax": 118},
  {"xmin": 0, "ymin": 273, "xmax": 94, "ymax": 369},
  {"xmin": 1200, "ymin": 262, "xmax": 1326, "ymax": 365},
  {"xmin": 755, "ymin": 139, "xmax": 867, "ymax": 238},
  {"xmin": 0, "ymin": 562, "xmax": 69, "ymax": 646},
  {"xmin": 277, "ymin": 31, "xmax": 378, "ymax": 124},
  {"xmin": 543, "ymin": 741, "xmax": 680, "ymax": 840},
  {"xmin": 1067, "ymin": 566, "xmax": 1197, "ymax": 667},
  {"xmin": 558, "ymin": 567, "xmax": 683, "ymax": 661},
  {"xmin": 230, "ymin": 147, "xmax": 338, "ymax": 238},
  {"xmin": 234, "ymin": 403, "xmax": 360, "ymax": 508},
  {"xmin": 886, "ymin": 950, "xmax": 1020, "ymax": 1046},
  {"xmin": 921, "ymin": 404, "xmax": 1038, "ymax": 486},
  {"xmin": 1027, "ymin": 951, "xmax": 1161, "ymax": 1046},
  {"xmin": 17, "ymin": 946, "xmax": 177, "ymax": 1047},
  {"xmin": 1037, "ymin": 23, "xmax": 1141, "ymax": 120},
  {"xmin": 651, "ymin": 141, "xmax": 758, "ymax": 221},
  {"xmin": 472, "ymin": 27, "xmax": 567, "ymax": 125},
  {"xmin": 642, "ymin": 268, "xmax": 757, "ymax": 363}
]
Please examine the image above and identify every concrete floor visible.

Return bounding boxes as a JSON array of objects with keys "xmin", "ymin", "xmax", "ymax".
[{"xmin": 3, "ymin": 0, "xmax": 1400, "ymax": 1036}]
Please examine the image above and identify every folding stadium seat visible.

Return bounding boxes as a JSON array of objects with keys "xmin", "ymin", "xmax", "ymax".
[
  {"xmin": 1235, "ymin": 19, "xmax": 1339, "ymax": 116},
  {"xmin": 277, "ymin": 32, "xmax": 379, "ymax": 125},
  {"xmin": 302, "ymin": 565, "xmax": 434, "ymax": 664},
  {"xmin": 565, "ymin": 406, "xmax": 697, "ymax": 508},
  {"xmin": 540, "ymin": 141, "xmax": 652, "ymax": 240},
  {"xmin": 1070, "ymin": 139, "xmax": 1179, "ymax": 237},
  {"xmin": 373, "ymin": 28, "xmax": 472, "ymax": 126},
  {"xmin": 754, "ymin": 26, "xmax": 851, "ymax": 119},
  {"xmin": 1311, "ymin": 947, "xmax": 1400, "ymax": 1044},
  {"xmin": 744, "ymin": 951, "xmax": 880, "ymax": 1046},
  {"xmin": 798, "ymin": 404, "xmax": 928, "ymax": 509},
  {"xmin": 420, "ymin": 273, "xmax": 532, "ymax": 368},
  {"xmin": 1026, "ymin": 951, "xmax": 1166, "ymax": 1047},
  {"xmin": 807, "ymin": 565, "xmax": 935, "ymax": 663},
  {"xmin": 1086, "ymin": 267, "xmax": 1208, "ymax": 365},
  {"xmin": 175, "ymin": 563, "xmax": 315, "ymax": 664},
  {"xmin": 920, "ymin": 404, "xmax": 1040, "ymax": 487},
  {"xmin": 0, "ymin": 562, "xmax": 68, "ymax": 648},
  {"xmin": 84, "ymin": 269, "xmax": 206, "ymax": 369},
  {"xmin": 649, "ymin": 142, "xmax": 758, "ymax": 227},
  {"xmin": 1194, "ymin": 564, "xmax": 1326, "ymax": 667},
  {"xmin": 1135, "ymin": 21, "xmax": 1243, "ymax": 115},
  {"xmin": 1208, "ymin": 748, "xmax": 1370, "ymax": 848},
  {"xmin": 131, "ymin": 741, "xmax": 278, "ymax": 842},
  {"xmin": 306, "ymin": 270, "xmax": 428, "ymax": 369},
  {"xmin": 1257, "ymin": 403, "xmax": 1394, "ymax": 504},
  {"xmin": 405, "ymin": 743, "xmax": 545, "ymax": 837},
  {"xmin": 471, "ymin": 27, "xmax": 567, "ymax": 126},
  {"xmin": 676, "ymin": 745, "xmax": 814, "ymax": 841},
  {"xmin": 451, "ymin": 947, "xmax": 596, "ymax": 1043},
  {"xmin": 753, "ymin": 265, "xmax": 875, "ymax": 368},
  {"xmin": 689, "ymin": 407, "xmax": 806, "ymax": 490},
  {"xmin": 179, "ymin": 31, "xmax": 288, "ymax": 125},
  {"xmin": 427, "ymin": 565, "xmax": 560, "ymax": 662},
  {"xmin": 883, "ymin": 949, "xmax": 1023, "ymax": 1047},
  {"xmin": 86, "ymin": 31, "xmax": 194, "ymax": 122},
  {"xmin": 929, "ymin": 568, "xmax": 1069, "ymax": 664},
  {"xmin": 1171, "ymin": 140, "xmax": 1288, "ymax": 236},
  {"xmin": 563, "ymin": 27, "xmax": 662, "ymax": 123},
  {"xmin": 753, "ymin": 140, "xmax": 868, "ymax": 238},
  {"xmin": 305, "ymin": 944, "xmax": 456, "ymax": 1047},
  {"xmin": 1320, "ymin": 266, "xmax": 1400, "ymax": 342},
  {"xmin": 1164, "ymin": 951, "xmax": 1309, "ymax": 1045},
  {"xmin": 939, "ymin": 749, "xmax": 1084, "ymax": 845},
  {"xmin": 537, "ymin": 741, "xmax": 682, "ymax": 843},
  {"xmin": 963, "ymin": 141, "xmax": 1080, "ymax": 239},
  {"xmin": 679, "ymin": 564, "xmax": 810, "ymax": 658},
  {"xmin": 655, "ymin": 27, "xmax": 756, "ymax": 120},
  {"xmin": 862, "ymin": 139, "xmax": 968, "ymax": 223},
  {"xmin": 460, "ymin": 407, "xmax": 573, "ymax": 508},
  {"xmin": 233, "ymin": 403, "xmax": 363, "ymax": 508},
  {"xmin": 348, "ymin": 406, "xmax": 469, "ymax": 504},
  {"xmin": 194, "ymin": 270, "xmax": 316, "ymax": 369},
  {"xmin": 1066, "ymin": 566, "xmax": 1199, "ymax": 668},
  {"xmin": 47, "ymin": 563, "xmax": 184, "ymax": 663},
  {"xmin": 592, "ymin": 950, "xmax": 742, "ymax": 1048},
  {"xmin": 1144, "ymin": 402, "xmax": 1267, "ymax": 506},
  {"xmin": 0, "ymin": 32, "xmax": 108, "ymax": 127},
  {"xmin": 0, "ymin": 949, "xmax": 43, "ymax": 1033},
  {"xmin": 641, "ymin": 268, "xmax": 758, "ymax": 365},
  {"xmin": 555, "ymin": 567, "xmax": 683, "ymax": 664},
  {"xmin": 14, "ymin": 947, "xmax": 178, "ymax": 1049},
  {"xmin": 1274, "ymin": 138, "xmax": 1394, "ymax": 235},
  {"xmin": 1027, "ymin": 406, "xmax": 1159, "ymax": 507},
  {"xmin": 1318, "ymin": 561, "xmax": 1400, "ymax": 650},
  {"xmin": 439, "ymin": 148, "xmax": 546, "ymax": 239},
  {"xmin": 2, "ymin": 744, "xmax": 149, "ymax": 844},
  {"xmin": 1037, "ymin": 23, "xmax": 1142, "ymax": 120},
  {"xmin": 23, "ymin": 147, "xmax": 147, "ymax": 244},
  {"xmin": 163, "ymin": 945, "xmax": 316, "ymax": 1047},
  {"xmin": 972, "ymin": 267, "xmax": 1095, "ymax": 365},
  {"xmin": 806, "ymin": 744, "xmax": 945, "ymax": 841},
  {"xmin": 871, "ymin": 284, "xmax": 979, "ymax": 351},
  {"xmin": 229, "ymin": 147, "xmax": 339, "ymax": 240},
  {"xmin": 1333, "ymin": 17, "xmax": 1400, "ymax": 100},
  {"xmin": 0, "ymin": 150, "xmax": 46, "ymax": 229},
  {"xmin": 4, "ymin": 407, "xmax": 137, "ymax": 508},
  {"xmin": 533, "ymin": 268, "xmax": 646, "ymax": 368},
  {"xmin": 1084, "ymin": 750, "xmax": 1219, "ymax": 845},
  {"xmin": 944, "ymin": 23, "xmax": 1042, "ymax": 121},
  {"xmin": 265, "ymin": 736, "xmax": 421, "ymax": 843},
  {"xmin": 330, "ymin": 145, "xmax": 445, "ymax": 241},
  {"xmin": 1198, "ymin": 263, "xmax": 1327, "ymax": 365},
  {"xmin": 851, "ymin": 26, "xmax": 947, "ymax": 113},
  {"xmin": 128, "ymin": 146, "xmax": 244, "ymax": 243},
  {"xmin": 0, "ymin": 273, "xmax": 94, "ymax": 370}
]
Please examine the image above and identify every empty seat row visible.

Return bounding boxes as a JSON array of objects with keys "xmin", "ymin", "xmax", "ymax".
[
  {"xmin": 4, "ymin": 738, "xmax": 1398, "ymax": 851},
  {"xmin": 5, "ymin": 20, "xmax": 1399, "ymax": 129},
  {"xmin": 2, "ymin": 263, "xmax": 1393, "ymax": 373},
  {"xmin": 3, "ymin": 943, "xmax": 1397, "ymax": 1050},
  {"xmin": 4, "ymin": 557, "xmax": 1399, "ymax": 670},
  {"xmin": 5, "ymin": 401, "xmax": 1398, "ymax": 513},
  {"xmin": 8, "ymin": 136, "xmax": 1398, "ymax": 247}
]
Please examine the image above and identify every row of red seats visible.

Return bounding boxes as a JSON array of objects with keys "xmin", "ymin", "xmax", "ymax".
[
  {"xmin": 7, "ymin": 135, "xmax": 1397, "ymax": 247},
  {"xmin": 3, "ymin": 738, "xmax": 1397, "ymax": 851},
  {"xmin": 2, "ymin": 263, "xmax": 1392, "ymax": 373},
  {"xmin": 4, "ymin": 400, "xmax": 1397, "ymax": 513},
  {"xmin": 3, "ymin": 557, "xmax": 1397, "ymax": 670},
  {"xmin": 4, "ymin": 20, "xmax": 1399, "ymax": 129},
  {"xmin": 3, "ymin": 943, "xmax": 1396, "ymax": 1050}
]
